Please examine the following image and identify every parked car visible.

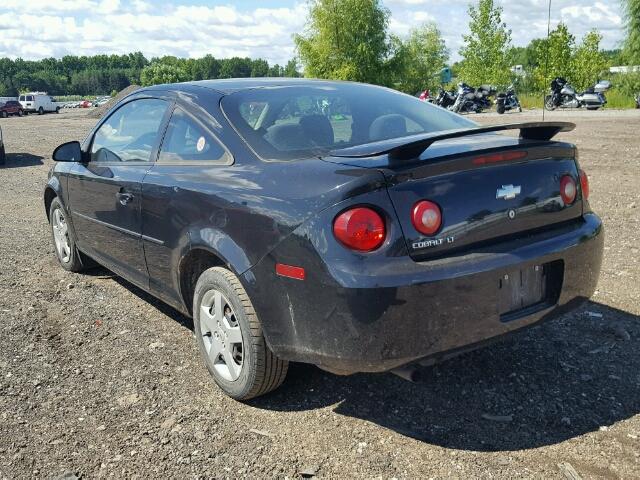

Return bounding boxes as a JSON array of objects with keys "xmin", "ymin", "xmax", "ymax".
[
  {"xmin": 19, "ymin": 92, "xmax": 61, "ymax": 114},
  {"xmin": 0, "ymin": 125, "xmax": 5, "ymax": 165},
  {"xmin": 46, "ymin": 79, "xmax": 603, "ymax": 400},
  {"xmin": 78, "ymin": 100, "xmax": 92, "ymax": 108},
  {"xmin": 0, "ymin": 100, "xmax": 24, "ymax": 117}
]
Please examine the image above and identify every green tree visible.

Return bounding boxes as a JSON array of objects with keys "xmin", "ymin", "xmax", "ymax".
[
  {"xmin": 294, "ymin": 0, "xmax": 392, "ymax": 84},
  {"xmin": 283, "ymin": 59, "xmax": 301, "ymax": 77},
  {"xmin": 571, "ymin": 30, "xmax": 609, "ymax": 91},
  {"xmin": 622, "ymin": 0, "xmax": 640, "ymax": 64},
  {"xmin": 532, "ymin": 23, "xmax": 574, "ymax": 91},
  {"xmin": 393, "ymin": 23, "xmax": 448, "ymax": 94},
  {"xmin": 458, "ymin": 0, "xmax": 512, "ymax": 86},
  {"xmin": 140, "ymin": 62, "xmax": 189, "ymax": 86}
]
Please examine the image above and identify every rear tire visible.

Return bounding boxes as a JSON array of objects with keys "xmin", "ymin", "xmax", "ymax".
[
  {"xmin": 0, "ymin": 145, "xmax": 5, "ymax": 165},
  {"xmin": 496, "ymin": 103, "xmax": 505, "ymax": 114},
  {"xmin": 18, "ymin": 109, "xmax": 23, "ymax": 117},
  {"xmin": 55, "ymin": 107, "xmax": 60, "ymax": 114},
  {"xmin": 1, "ymin": 111, "xmax": 7, "ymax": 118},
  {"xmin": 193, "ymin": 267, "xmax": 288, "ymax": 400}
]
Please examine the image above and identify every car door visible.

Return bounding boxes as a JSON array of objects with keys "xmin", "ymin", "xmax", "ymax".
[
  {"xmin": 67, "ymin": 97, "xmax": 171, "ymax": 287},
  {"xmin": 140, "ymin": 103, "xmax": 234, "ymax": 307}
]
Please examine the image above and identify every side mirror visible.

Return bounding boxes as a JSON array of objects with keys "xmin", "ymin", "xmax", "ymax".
[{"xmin": 53, "ymin": 141, "xmax": 83, "ymax": 162}]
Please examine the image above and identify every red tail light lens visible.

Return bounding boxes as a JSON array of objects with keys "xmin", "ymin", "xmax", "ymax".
[
  {"xmin": 560, "ymin": 175, "xmax": 577, "ymax": 205},
  {"xmin": 411, "ymin": 200, "xmax": 442, "ymax": 235},
  {"xmin": 333, "ymin": 207, "xmax": 386, "ymax": 252},
  {"xmin": 579, "ymin": 169, "xmax": 589, "ymax": 200}
]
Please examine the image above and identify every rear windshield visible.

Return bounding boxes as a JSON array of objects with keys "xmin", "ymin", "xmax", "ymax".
[{"xmin": 221, "ymin": 83, "xmax": 475, "ymax": 161}]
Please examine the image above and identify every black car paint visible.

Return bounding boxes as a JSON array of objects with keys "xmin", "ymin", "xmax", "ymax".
[
  {"xmin": 0, "ymin": 125, "xmax": 5, "ymax": 164},
  {"xmin": 46, "ymin": 79, "xmax": 603, "ymax": 374}
]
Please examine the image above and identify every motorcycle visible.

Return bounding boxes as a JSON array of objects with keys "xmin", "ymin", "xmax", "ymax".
[
  {"xmin": 451, "ymin": 83, "xmax": 483, "ymax": 114},
  {"xmin": 475, "ymin": 84, "xmax": 496, "ymax": 111},
  {"xmin": 545, "ymin": 77, "xmax": 611, "ymax": 110},
  {"xmin": 418, "ymin": 89, "xmax": 433, "ymax": 102},
  {"xmin": 496, "ymin": 84, "xmax": 522, "ymax": 114},
  {"xmin": 434, "ymin": 87, "xmax": 457, "ymax": 109}
]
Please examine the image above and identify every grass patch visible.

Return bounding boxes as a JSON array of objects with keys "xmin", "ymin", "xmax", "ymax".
[
  {"xmin": 519, "ymin": 93, "xmax": 544, "ymax": 110},
  {"xmin": 605, "ymin": 90, "xmax": 636, "ymax": 109}
]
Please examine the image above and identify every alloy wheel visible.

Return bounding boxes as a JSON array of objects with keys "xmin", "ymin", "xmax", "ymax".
[
  {"xmin": 52, "ymin": 208, "xmax": 71, "ymax": 263},
  {"xmin": 199, "ymin": 289, "xmax": 244, "ymax": 381}
]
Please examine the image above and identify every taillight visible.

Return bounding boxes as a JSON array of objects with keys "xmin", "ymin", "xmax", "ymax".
[
  {"xmin": 411, "ymin": 200, "xmax": 442, "ymax": 235},
  {"xmin": 560, "ymin": 175, "xmax": 577, "ymax": 205},
  {"xmin": 333, "ymin": 207, "xmax": 386, "ymax": 252},
  {"xmin": 579, "ymin": 169, "xmax": 589, "ymax": 200}
]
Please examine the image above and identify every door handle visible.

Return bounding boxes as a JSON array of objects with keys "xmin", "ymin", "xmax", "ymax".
[{"xmin": 116, "ymin": 192, "xmax": 134, "ymax": 206}]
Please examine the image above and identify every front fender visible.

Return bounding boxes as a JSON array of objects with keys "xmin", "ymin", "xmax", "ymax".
[{"xmin": 44, "ymin": 174, "xmax": 65, "ymax": 220}]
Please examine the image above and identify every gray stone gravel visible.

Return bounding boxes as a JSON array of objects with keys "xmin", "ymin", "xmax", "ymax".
[{"xmin": 0, "ymin": 109, "xmax": 639, "ymax": 479}]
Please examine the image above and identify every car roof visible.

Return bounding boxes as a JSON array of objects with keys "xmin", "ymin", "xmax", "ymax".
[{"xmin": 145, "ymin": 77, "xmax": 364, "ymax": 95}]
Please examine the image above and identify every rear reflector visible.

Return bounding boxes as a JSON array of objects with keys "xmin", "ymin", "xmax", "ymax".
[
  {"xmin": 579, "ymin": 169, "xmax": 589, "ymax": 200},
  {"xmin": 472, "ymin": 150, "xmax": 528, "ymax": 165},
  {"xmin": 560, "ymin": 175, "xmax": 577, "ymax": 205},
  {"xmin": 275, "ymin": 263, "xmax": 306, "ymax": 280},
  {"xmin": 411, "ymin": 200, "xmax": 442, "ymax": 236}
]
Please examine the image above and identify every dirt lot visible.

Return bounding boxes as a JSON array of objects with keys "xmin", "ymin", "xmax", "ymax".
[{"xmin": 0, "ymin": 108, "xmax": 639, "ymax": 479}]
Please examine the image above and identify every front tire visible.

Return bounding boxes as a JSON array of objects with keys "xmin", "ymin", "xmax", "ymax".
[
  {"xmin": 38, "ymin": 107, "xmax": 44, "ymax": 115},
  {"xmin": 544, "ymin": 96, "xmax": 556, "ymax": 111},
  {"xmin": 193, "ymin": 267, "xmax": 288, "ymax": 400},
  {"xmin": 496, "ymin": 103, "xmax": 505, "ymax": 114},
  {"xmin": 49, "ymin": 197, "xmax": 88, "ymax": 272}
]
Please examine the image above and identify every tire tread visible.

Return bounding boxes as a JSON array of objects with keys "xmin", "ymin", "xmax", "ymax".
[{"xmin": 198, "ymin": 267, "xmax": 288, "ymax": 400}]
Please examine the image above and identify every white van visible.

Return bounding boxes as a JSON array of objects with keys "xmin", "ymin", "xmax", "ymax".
[{"xmin": 18, "ymin": 92, "xmax": 60, "ymax": 115}]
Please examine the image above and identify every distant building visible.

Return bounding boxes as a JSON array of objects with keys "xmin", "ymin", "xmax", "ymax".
[
  {"xmin": 609, "ymin": 66, "xmax": 640, "ymax": 73},
  {"xmin": 510, "ymin": 65, "xmax": 526, "ymax": 77}
]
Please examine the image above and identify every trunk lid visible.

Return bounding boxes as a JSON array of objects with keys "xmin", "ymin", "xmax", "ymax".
[{"xmin": 325, "ymin": 128, "xmax": 582, "ymax": 260}]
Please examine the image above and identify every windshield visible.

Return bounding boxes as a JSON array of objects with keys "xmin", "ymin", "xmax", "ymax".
[{"xmin": 221, "ymin": 83, "xmax": 475, "ymax": 161}]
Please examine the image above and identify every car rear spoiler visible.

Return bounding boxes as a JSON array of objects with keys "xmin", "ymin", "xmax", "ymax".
[{"xmin": 330, "ymin": 122, "xmax": 575, "ymax": 161}]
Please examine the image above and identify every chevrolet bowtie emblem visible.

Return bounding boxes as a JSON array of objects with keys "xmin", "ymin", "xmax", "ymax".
[{"xmin": 496, "ymin": 184, "xmax": 521, "ymax": 200}]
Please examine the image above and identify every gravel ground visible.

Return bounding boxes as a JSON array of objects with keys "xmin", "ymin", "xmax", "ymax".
[{"xmin": 0, "ymin": 108, "xmax": 639, "ymax": 479}]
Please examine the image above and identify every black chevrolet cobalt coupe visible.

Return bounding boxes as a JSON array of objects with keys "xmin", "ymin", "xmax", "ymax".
[{"xmin": 46, "ymin": 79, "xmax": 603, "ymax": 399}]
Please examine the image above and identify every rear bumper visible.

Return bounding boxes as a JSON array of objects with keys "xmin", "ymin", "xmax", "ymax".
[{"xmin": 245, "ymin": 213, "xmax": 603, "ymax": 374}]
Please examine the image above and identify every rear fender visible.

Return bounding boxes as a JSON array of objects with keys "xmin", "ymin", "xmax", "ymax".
[{"xmin": 187, "ymin": 226, "xmax": 253, "ymax": 276}]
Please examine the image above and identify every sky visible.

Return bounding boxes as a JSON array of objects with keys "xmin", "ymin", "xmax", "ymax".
[{"xmin": 0, "ymin": 0, "xmax": 625, "ymax": 65}]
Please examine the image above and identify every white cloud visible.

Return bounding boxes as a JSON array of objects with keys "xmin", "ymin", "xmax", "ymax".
[{"xmin": 0, "ymin": 0, "xmax": 625, "ymax": 65}]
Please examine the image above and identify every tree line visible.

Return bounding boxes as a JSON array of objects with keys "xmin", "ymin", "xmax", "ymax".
[
  {"xmin": 296, "ymin": 0, "xmax": 638, "ymax": 96},
  {"xmin": 0, "ymin": 53, "xmax": 300, "ymax": 97},
  {"xmin": 1, "ymin": 0, "xmax": 638, "ymax": 98}
]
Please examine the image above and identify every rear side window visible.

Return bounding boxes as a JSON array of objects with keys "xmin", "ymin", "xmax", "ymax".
[
  {"xmin": 222, "ymin": 83, "xmax": 474, "ymax": 161},
  {"xmin": 91, "ymin": 98, "xmax": 168, "ymax": 163},
  {"xmin": 158, "ymin": 107, "xmax": 230, "ymax": 163},
  {"xmin": 19, "ymin": 96, "xmax": 25, "ymax": 101}
]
